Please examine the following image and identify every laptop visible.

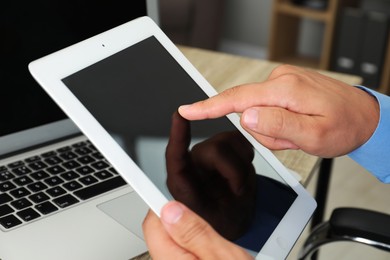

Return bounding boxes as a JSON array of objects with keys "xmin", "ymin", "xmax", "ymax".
[
  {"xmin": 28, "ymin": 16, "xmax": 316, "ymax": 259},
  {"xmin": 0, "ymin": 1, "xmax": 159, "ymax": 259}
]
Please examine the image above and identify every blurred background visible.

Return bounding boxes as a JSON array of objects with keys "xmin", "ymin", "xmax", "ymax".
[{"xmin": 160, "ymin": 0, "xmax": 390, "ymax": 93}]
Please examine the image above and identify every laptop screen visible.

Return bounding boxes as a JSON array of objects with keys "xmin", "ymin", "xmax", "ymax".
[{"xmin": 1, "ymin": 1, "xmax": 155, "ymax": 138}]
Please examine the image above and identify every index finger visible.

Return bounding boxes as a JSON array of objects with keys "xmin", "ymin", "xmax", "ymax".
[{"xmin": 178, "ymin": 81, "xmax": 293, "ymax": 121}]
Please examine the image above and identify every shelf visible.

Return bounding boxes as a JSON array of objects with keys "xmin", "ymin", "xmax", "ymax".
[
  {"xmin": 268, "ymin": 0, "xmax": 340, "ymax": 70},
  {"xmin": 276, "ymin": 2, "xmax": 330, "ymax": 21},
  {"xmin": 268, "ymin": 0, "xmax": 389, "ymax": 94}
]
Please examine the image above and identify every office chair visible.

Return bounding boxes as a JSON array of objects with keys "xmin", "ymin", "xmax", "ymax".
[{"xmin": 298, "ymin": 207, "xmax": 390, "ymax": 259}]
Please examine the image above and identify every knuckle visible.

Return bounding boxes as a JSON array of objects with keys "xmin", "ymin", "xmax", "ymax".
[
  {"xmin": 267, "ymin": 109, "xmax": 286, "ymax": 136},
  {"xmin": 270, "ymin": 66, "xmax": 306, "ymax": 92},
  {"xmin": 221, "ymin": 85, "xmax": 241, "ymax": 98},
  {"xmin": 277, "ymin": 73, "xmax": 303, "ymax": 86},
  {"xmin": 270, "ymin": 64, "xmax": 297, "ymax": 78},
  {"xmin": 179, "ymin": 219, "xmax": 209, "ymax": 247}
]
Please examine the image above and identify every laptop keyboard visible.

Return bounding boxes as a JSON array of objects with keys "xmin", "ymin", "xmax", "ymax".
[{"xmin": 0, "ymin": 139, "xmax": 127, "ymax": 230}]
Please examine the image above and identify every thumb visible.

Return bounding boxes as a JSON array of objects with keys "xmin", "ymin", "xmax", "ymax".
[
  {"xmin": 160, "ymin": 201, "xmax": 252, "ymax": 260},
  {"xmin": 241, "ymin": 107, "xmax": 315, "ymax": 151}
]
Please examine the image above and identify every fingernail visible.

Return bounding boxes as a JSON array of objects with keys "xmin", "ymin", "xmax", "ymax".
[
  {"xmin": 243, "ymin": 108, "xmax": 258, "ymax": 130},
  {"xmin": 178, "ymin": 105, "xmax": 191, "ymax": 113},
  {"xmin": 162, "ymin": 202, "xmax": 184, "ymax": 224}
]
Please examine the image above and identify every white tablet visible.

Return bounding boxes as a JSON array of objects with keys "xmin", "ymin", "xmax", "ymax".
[{"xmin": 29, "ymin": 16, "xmax": 316, "ymax": 259}]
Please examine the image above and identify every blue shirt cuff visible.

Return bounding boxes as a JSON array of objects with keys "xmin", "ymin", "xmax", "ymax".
[{"xmin": 348, "ymin": 86, "xmax": 390, "ymax": 183}]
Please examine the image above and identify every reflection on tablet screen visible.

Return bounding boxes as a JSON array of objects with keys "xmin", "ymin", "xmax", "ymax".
[{"xmin": 62, "ymin": 36, "xmax": 297, "ymax": 252}]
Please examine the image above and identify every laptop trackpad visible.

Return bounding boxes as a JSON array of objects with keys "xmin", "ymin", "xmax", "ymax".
[{"xmin": 97, "ymin": 192, "xmax": 149, "ymax": 239}]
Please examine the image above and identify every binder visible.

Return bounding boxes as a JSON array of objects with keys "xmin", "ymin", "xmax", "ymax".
[
  {"xmin": 332, "ymin": 8, "xmax": 365, "ymax": 76},
  {"xmin": 359, "ymin": 11, "xmax": 389, "ymax": 89}
]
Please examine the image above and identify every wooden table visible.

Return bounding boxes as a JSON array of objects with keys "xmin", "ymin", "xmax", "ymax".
[{"xmin": 132, "ymin": 46, "xmax": 362, "ymax": 260}]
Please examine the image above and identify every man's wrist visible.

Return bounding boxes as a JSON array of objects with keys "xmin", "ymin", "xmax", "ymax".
[{"xmin": 349, "ymin": 85, "xmax": 390, "ymax": 183}]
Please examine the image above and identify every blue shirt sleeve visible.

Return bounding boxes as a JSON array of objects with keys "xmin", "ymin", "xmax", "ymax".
[{"xmin": 348, "ymin": 86, "xmax": 390, "ymax": 183}]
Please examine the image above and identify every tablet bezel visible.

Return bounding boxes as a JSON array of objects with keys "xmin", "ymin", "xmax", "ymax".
[{"xmin": 29, "ymin": 16, "xmax": 316, "ymax": 259}]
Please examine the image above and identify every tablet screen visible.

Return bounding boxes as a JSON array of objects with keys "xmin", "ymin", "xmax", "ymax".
[{"xmin": 62, "ymin": 36, "xmax": 297, "ymax": 252}]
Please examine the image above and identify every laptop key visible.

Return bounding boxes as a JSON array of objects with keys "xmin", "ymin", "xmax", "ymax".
[
  {"xmin": 0, "ymin": 171, "xmax": 15, "ymax": 181},
  {"xmin": 44, "ymin": 176, "xmax": 64, "ymax": 186},
  {"xmin": 53, "ymin": 194, "xmax": 79, "ymax": 208},
  {"xmin": 91, "ymin": 161, "xmax": 109, "ymax": 170},
  {"xmin": 0, "ymin": 214, "xmax": 22, "ymax": 229},
  {"xmin": 79, "ymin": 175, "xmax": 98, "ymax": 186},
  {"xmin": 95, "ymin": 170, "xmax": 113, "ymax": 180},
  {"xmin": 72, "ymin": 141, "xmax": 87, "ymax": 148},
  {"xmin": 74, "ymin": 147, "xmax": 92, "ymax": 156},
  {"xmin": 63, "ymin": 181, "xmax": 82, "ymax": 191},
  {"xmin": 27, "ymin": 181, "xmax": 48, "ymax": 192},
  {"xmin": 17, "ymin": 208, "xmax": 40, "ymax": 222},
  {"xmin": 76, "ymin": 166, "xmax": 94, "ymax": 175},
  {"xmin": 25, "ymin": 155, "xmax": 41, "ymax": 163},
  {"xmin": 11, "ymin": 198, "xmax": 32, "ymax": 210},
  {"xmin": 29, "ymin": 192, "xmax": 50, "ymax": 204},
  {"xmin": 77, "ymin": 155, "xmax": 95, "ymax": 164},
  {"xmin": 13, "ymin": 176, "xmax": 34, "ymax": 186},
  {"xmin": 0, "ymin": 193, "xmax": 13, "ymax": 205},
  {"xmin": 44, "ymin": 156, "xmax": 63, "ymax": 165},
  {"xmin": 46, "ymin": 186, "xmax": 66, "ymax": 197},
  {"xmin": 74, "ymin": 176, "xmax": 126, "ymax": 200},
  {"xmin": 7, "ymin": 161, "xmax": 24, "ymax": 169},
  {"xmin": 10, "ymin": 187, "xmax": 31, "ymax": 198},
  {"xmin": 12, "ymin": 166, "xmax": 32, "ymax": 176},
  {"xmin": 59, "ymin": 151, "xmax": 77, "ymax": 160},
  {"xmin": 30, "ymin": 170, "xmax": 50, "ymax": 180},
  {"xmin": 28, "ymin": 161, "xmax": 48, "ymax": 170},
  {"xmin": 46, "ymin": 165, "xmax": 66, "ymax": 175},
  {"xmin": 60, "ymin": 171, "xmax": 80, "ymax": 181},
  {"xmin": 62, "ymin": 160, "xmax": 81, "ymax": 170},
  {"xmin": 0, "ymin": 181, "xmax": 16, "ymax": 192},
  {"xmin": 0, "ymin": 204, "xmax": 15, "ymax": 217},
  {"xmin": 35, "ymin": 201, "xmax": 58, "ymax": 215},
  {"xmin": 91, "ymin": 152, "xmax": 104, "ymax": 160}
]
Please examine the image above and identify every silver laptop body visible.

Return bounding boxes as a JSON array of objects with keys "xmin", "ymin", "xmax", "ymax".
[{"xmin": 0, "ymin": 1, "xmax": 159, "ymax": 259}]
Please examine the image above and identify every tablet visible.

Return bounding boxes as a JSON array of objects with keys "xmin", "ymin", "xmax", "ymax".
[{"xmin": 29, "ymin": 16, "xmax": 316, "ymax": 259}]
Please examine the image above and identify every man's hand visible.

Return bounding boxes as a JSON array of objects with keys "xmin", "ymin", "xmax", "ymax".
[
  {"xmin": 143, "ymin": 201, "xmax": 253, "ymax": 260},
  {"xmin": 179, "ymin": 65, "xmax": 380, "ymax": 157}
]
